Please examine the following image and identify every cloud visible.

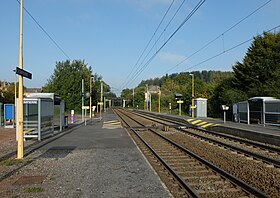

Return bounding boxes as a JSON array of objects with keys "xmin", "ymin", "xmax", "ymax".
[{"xmin": 158, "ymin": 52, "xmax": 186, "ymax": 64}]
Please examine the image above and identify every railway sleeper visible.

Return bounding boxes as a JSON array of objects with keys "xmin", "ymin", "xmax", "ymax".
[
  {"xmin": 160, "ymin": 154, "xmax": 187, "ymax": 158},
  {"xmin": 188, "ymin": 179, "xmax": 230, "ymax": 187},
  {"xmin": 188, "ymin": 179, "xmax": 232, "ymax": 189},
  {"xmin": 178, "ymin": 170, "xmax": 213, "ymax": 177},
  {"xmin": 197, "ymin": 188, "xmax": 247, "ymax": 197},
  {"xmin": 164, "ymin": 158, "xmax": 195, "ymax": 163},
  {"xmin": 169, "ymin": 161, "xmax": 201, "ymax": 166},
  {"xmin": 183, "ymin": 174, "xmax": 221, "ymax": 180},
  {"xmin": 173, "ymin": 165, "xmax": 207, "ymax": 172}
]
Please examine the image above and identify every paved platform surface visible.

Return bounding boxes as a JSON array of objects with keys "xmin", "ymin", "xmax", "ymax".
[
  {"xmin": 0, "ymin": 110, "xmax": 171, "ymax": 197},
  {"xmin": 137, "ymin": 110, "xmax": 280, "ymax": 146},
  {"xmin": 140, "ymin": 110, "xmax": 280, "ymax": 136},
  {"xmin": 187, "ymin": 117, "xmax": 280, "ymax": 136}
]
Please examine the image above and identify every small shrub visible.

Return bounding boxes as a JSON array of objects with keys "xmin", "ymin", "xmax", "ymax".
[{"xmin": 25, "ymin": 187, "xmax": 44, "ymax": 193}]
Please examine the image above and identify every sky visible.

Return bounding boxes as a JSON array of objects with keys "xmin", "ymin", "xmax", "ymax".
[{"xmin": 1, "ymin": 0, "xmax": 280, "ymax": 96}]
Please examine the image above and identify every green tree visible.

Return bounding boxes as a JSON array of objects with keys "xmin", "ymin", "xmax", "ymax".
[
  {"xmin": 232, "ymin": 32, "xmax": 280, "ymax": 98},
  {"xmin": 0, "ymin": 81, "xmax": 20, "ymax": 104},
  {"xmin": 43, "ymin": 60, "xmax": 93, "ymax": 112}
]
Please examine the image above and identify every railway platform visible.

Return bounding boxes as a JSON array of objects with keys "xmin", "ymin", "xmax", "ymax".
[
  {"xmin": 0, "ymin": 109, "xmax": 171, "ymax": 197},
  {"xmin": 136, "ymin": 110, "xmax": 280, "ymax": 146},
  {"xmin": 187, "ymin": 116, "xmax": 280, "ymax": 146}
]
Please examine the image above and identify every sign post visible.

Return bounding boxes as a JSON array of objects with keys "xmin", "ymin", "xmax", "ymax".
[
  {"xmin": 71, "ymin": 110, "xmax": 74, "ymax": 124},
  {"xmin": 177, "ymin": 100, "xmax": 184, "ymax": 116},
  {"xmin": 82, "ymin": 106, "xmax": 89, "ymax": 125},
  {"xmin": 98, "ymin": 102, "xmax": 103, "ymax": 121},
  {"xmin": 221, "ymin": 105, "xmax": 229, "ymax": 123}
]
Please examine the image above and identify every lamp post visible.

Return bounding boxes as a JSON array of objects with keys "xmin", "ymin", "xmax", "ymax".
[
  {"xmin": 146, "ymin": 84, "xmax": 148, "ymax": 111},
  {"xmin": 100, "ymin": 80, "xmax": 103, "ymax": 112},
  {"xmin": 17, "ymin": 0, "xmax": 24, "ymax": 159},
  {"xmin": 90, "ymin": 76, "xmax": 94, "ymax": 118},
  {"xmin": 190, "ymin": 74, "xmax": 195, "ymax": 118},
  {"xmin": 133, "ymin": 88, "xmax": 134, "ymax": 108},
  {"xmin": 157, "ymin": 86, "xmax": 161, "ymax": 113},
  {"xmin": 81, "ymin": 79, "xmax": 84, "ymax": 122}
]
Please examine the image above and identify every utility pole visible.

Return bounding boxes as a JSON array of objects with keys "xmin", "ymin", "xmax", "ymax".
[
  {"xmin": 133, "ymin": 88, "xmax": 135, "ymax": 108},
  {"xmin": 90, "ymin": 77, "xmax": 92, "ymax": 118},
  {"xmin": 146, "ymin": 84, "xmax": 148, "ymax": 111},
  {"xmin": 157, "ymin": 86, "xmax": 161, "ymax": 113},
  {"xmin": 100, "ymin": 81, "xmax": 103, "ymax": 112},
  {"xmin": 149, "ymin": 93, "xmax": 151, "ymax": 112},
  {"xmin": 190, "ymin": 74, "xmax": 195, "ymax": 118},
  {"xmin": 82, "ymin": 79, "xmax": 84, "ymax": 122},
  {"xmin": 17, "ymin": 0, "xmax": 24, "ymax": 159}
]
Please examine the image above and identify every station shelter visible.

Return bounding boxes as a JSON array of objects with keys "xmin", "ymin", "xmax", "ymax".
[
  {"xmin": 234, "ymin": 97, "xmax": 280, "ymax": 126},
  {"xmin": 16, "ymin": 93, "xmax": 66, "ymax": 141}
]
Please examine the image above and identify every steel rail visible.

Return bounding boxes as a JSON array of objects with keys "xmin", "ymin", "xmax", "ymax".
[
  {"xmin": 133, "ymin": 110, "xmax": 280, "ymax": 167},
  {"xmin": 114, "ymin": 109, "xmax": 200, "ymax": 197},
  {"xmin": 136, "ymin": 110, "xmax": 280, "ymax": 153},
  {"xmin": 151, "ymin": 128, "xmax": 269, "ymax": 198},
  {"xmin": 115, "ymin": 108, "xmax": 269, "ymax": 198}
]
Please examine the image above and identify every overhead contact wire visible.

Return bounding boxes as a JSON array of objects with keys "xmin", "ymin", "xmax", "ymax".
[
  {"xmin": 16, "ymin": 0, "xmax": 71, "ymax": 60},
  {"xmin": 126, "ymin": 0, "xmax": 206, "ymax": 87},
  {"xmin": 119, "ymin": 0, "xmax": 175, "ymax": 89},
  {"xmin": 164, "ymin": 0, "xmax": 273, "ymax": 74}
]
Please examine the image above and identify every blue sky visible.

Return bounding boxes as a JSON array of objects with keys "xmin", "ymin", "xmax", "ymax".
[{"xmin": 1, "ymin": 0, "xmax": 280, "ymax": 96}]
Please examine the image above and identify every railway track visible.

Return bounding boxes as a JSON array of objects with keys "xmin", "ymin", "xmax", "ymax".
[
  {"xmin": 132, "ymin": 110, "xmax": 280, "ymax": 168},
  {"xmin": 114, "ymin": 108, "xmax": 269, "ymax": 197}
]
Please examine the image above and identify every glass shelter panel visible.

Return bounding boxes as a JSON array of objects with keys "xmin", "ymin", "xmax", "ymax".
[
  {"xmin": 40, "ymin": 99, "xmax": 54, "ymax": 139},
  {"xmin": 265, "ymin": 102, "xmax": 280, "ymax": 125},
  {"xmin": 23, "ymin": 100, "xmax": 39, "ymax": 138},
  {"xmin": 238, "ymin": 102, "xmax": 248, "ymax": 123}
]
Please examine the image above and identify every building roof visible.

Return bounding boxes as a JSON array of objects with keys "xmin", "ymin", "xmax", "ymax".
[{"xmin": 248, "ymin": 97, "xmax": 280, "ymax": 102}]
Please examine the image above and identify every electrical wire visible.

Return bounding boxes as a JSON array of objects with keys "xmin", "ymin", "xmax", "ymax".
[
  {"xmin": 163, "ymin": 0, "xmax": 272, "ymax": 74},
  {"xmin": 123, "ymin": 0, "xmax": 206, "ymax": 88},
  {"xmin": 119, "ymin": 0, "xmax": 176, "ymax": 89},
  {"xmin": 184, "ymin": 24, "xmax": 280, "ymax": 72},
  {"xmin": 133, "ymin": 0, "xmax": 187, "ymax": 83},
  {"xmin": 16, "ymin": 0, "xmax": 71, "ymax": 60}
]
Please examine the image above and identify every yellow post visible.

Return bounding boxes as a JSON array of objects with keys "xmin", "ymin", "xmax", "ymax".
[
  {"xmin": 157, "ymin": 86, "xmax": 161, "ymax": 113},
  {"xmin": 190, "ymin": 74, "xmax": 195, "ymax": 118},
  {"xmin": 14, "ymin": 71, "xmax": 17, "ymax": 123},
  {"xmin": 17, "ymin": 0, "xmax": 24, "ymax": 159},
  {"xmin": 90, "ymin": 77, "xmax": 92, "ymax": 118}
]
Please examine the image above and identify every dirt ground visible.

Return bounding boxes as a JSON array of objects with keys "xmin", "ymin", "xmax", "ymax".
[{"xmin": 0, "ymin": 127, "xmax": 16, "ymax": 144}]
